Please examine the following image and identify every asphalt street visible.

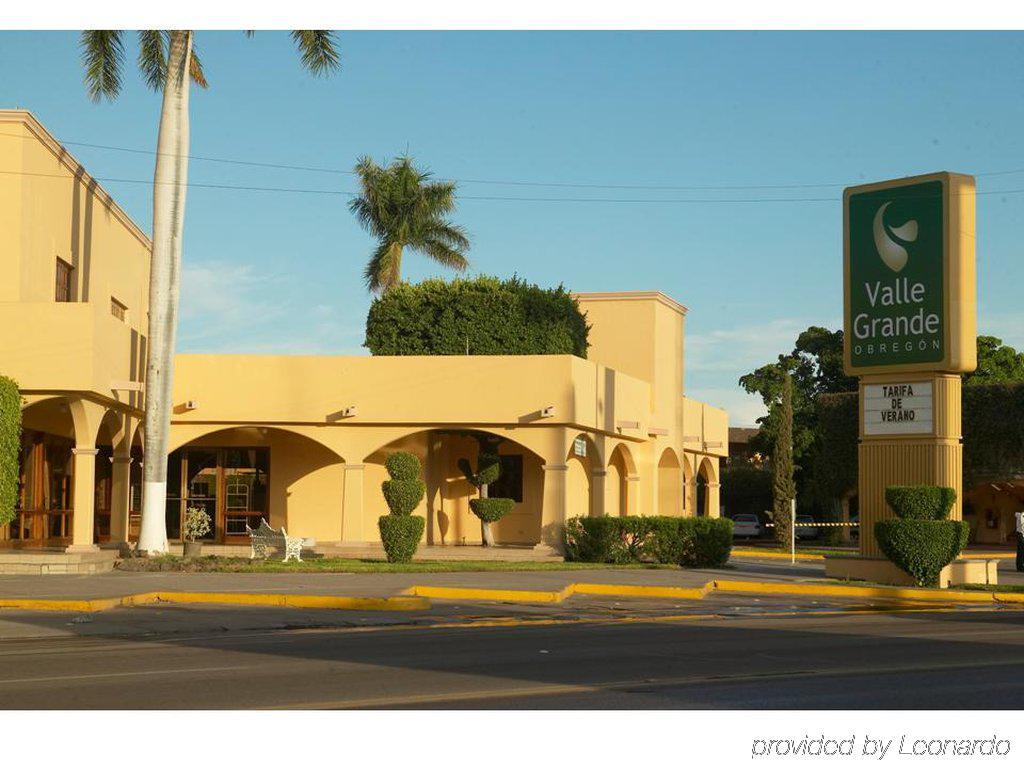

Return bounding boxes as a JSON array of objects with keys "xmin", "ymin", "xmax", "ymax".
[{"xmin": 1, "ymin": 600, "xmax": 1023, "ymax": 709}]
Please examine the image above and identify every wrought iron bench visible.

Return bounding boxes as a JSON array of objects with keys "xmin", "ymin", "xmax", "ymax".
[{"xmin": 245, "ymin": 519, "xmax": 303, "ymax": 563}]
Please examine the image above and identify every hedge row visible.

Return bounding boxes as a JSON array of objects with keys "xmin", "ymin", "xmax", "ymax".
[
  {"xmin": 364, "ymin": 276, "xmax": 590, "ymax": 357},
  {"xmin": 563, "ymin": 516, "xmax": 733, "ymax": 567},
  {"xmin": 0, "ymin": 376, "xmax": 20, "ymax": 527}
]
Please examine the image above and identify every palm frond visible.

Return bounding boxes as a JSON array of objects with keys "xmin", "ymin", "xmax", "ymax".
[
  {"xmin": 364, "ymin": 241, "xmax": 403, "ymax": 294},
  {"xmin": 136, "ymin": 31, "xmax": 166, "ymax": 91},
  {"xmin": 81, "ymin": 30, "xmax": 125, "ymax": 102},
  {"xmin": 418, "ymin": 221, "xmax": 471, "ymax": 252},
  {"xmin": 418, "ymin": 238, "xmax": 470, "ymax": 272},
  {"xmin": 189, "ymin": 39, "xmax": 209, "ymax": 88},
  {"xmin": 290, "ymin": 30, "xmax": 341, "ymax": 76}
]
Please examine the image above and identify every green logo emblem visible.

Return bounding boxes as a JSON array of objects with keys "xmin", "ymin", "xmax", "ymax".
[{"xmin": 847, "ymin": 180, "xmax": 944, "ymax": 369}]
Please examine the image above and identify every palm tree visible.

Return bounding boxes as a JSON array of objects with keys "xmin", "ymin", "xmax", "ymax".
[
  {"xmin": 350, "ymin": 156, "xmax": 470, "ymax": 293},
  {"xmin": 82, "ymin": 30, "xmax": 340, "ymax": 554}
]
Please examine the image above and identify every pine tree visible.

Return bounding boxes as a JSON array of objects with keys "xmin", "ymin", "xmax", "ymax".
[{"xmin": 772, "ymin": 373, "xmax": 796, "ymax": 546}]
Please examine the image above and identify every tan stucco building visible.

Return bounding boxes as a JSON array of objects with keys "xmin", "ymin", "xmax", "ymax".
[{"xmin": 0, "ymin": 110, "xmax": 728, "ymax": 555}]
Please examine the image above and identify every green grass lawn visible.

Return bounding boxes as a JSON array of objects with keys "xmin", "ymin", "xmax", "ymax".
[
  {"xmin": 116, "ymin": 555, "xmax": 681, "ymax": 574},
  {"xmin": 959, "ymin": 583, "xmax": 1024, "ymax": 593}
]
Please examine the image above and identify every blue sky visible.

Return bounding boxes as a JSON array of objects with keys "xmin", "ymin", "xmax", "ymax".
[{"xmin": 3, "ymin": 30, "xmax": 1024, "ymax": 425}]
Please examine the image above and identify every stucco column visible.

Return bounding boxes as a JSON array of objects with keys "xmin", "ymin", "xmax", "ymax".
[
  {"xmin": 626, "ymin": 474, "xmax": 641, "ymax": 516},
  {"xmin": 536, "ymin": 463, "xmax": 568, "ymax": 555},
  {"xmin": 68, "ymin": 447, "xmax": 100, "ymax": 552},
  {"xmin": 590, "ymin": 468, "xmax": 607, "ymax": 517},
  {"xmin": 341, "ymin": 463, "xmax": 365, "ymax": 543},
  {"xmin": 109, "ymin": 455, "xmax": 133, "ymax": 543},
  {"xmin": 707, "ymin": 482, "xmax": 721, "ymax": 518}
]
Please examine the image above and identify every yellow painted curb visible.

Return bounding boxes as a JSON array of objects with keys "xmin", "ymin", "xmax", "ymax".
[
  {"xmin": 571, "ymin": 583, "xmax": 711, "ymax": 600},
  {"xmin": 404, "ymin": 585, "xmax": 571, "ymax": 603},
  {"xmin": 2, "ymin": 581, "xmax": 1019, "ymax": 614},
  {"xmin": 0, "ymin": 591, "xmax": 429, "ymax": 613},
  {"xmin": 711, "ymin": 579, "xmax": 989, "ymax": 603}
]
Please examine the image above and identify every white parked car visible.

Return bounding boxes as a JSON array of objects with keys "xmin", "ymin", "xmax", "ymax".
[
  {"xmin": 794, "ymin": 514, "xmax": 820, "ymax": 540},
  {"xmin": 731, "ymin": 513, "xmax": 761, "ymax": 539}
]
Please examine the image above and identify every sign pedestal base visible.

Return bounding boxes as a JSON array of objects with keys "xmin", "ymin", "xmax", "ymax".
[{"xmin": 857, "ymin": 372, "xmax": 963, "ymax": 559}]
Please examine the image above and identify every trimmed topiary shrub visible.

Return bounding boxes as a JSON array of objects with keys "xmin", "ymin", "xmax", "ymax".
[
  {"xmin": 382, "ymin": 453, "xmax": 426, "ymax": 517},
  {"xmin": 0, "ymin": 376, "xmax": 20, "ymax": 527},
  {"xmin": 884, "ymin": 486, "xmax": 957, "ymax": 520},
  {"xmin": 378, "ymin": 451, "xmax": 426, "ymax": 562},
  {"xmin": 364, "ymin": 276, "xmax": 590, "ymax": 357},
  {"xmin": 469, "ymin": 497, "xmax": 515, "ymax": 523},
  {"xmin": 563, "ymin": 515, "xmax": 733, "ymax": 567},
  {"xmin": 378, "ymin": 515, "xmax": 426, "ymax": 563},
  {"xmin": 459, "ymin": 437, "xmax": 514, "ymax": 546},
  {"xmin": 875, "ymin": 484, "xmax": 968, "ymax": 587},
  {"xmin": 876, "ymin": 519, "xmax": 970, "ymax": 588}
]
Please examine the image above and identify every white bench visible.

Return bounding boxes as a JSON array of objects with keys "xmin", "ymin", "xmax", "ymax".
[{"xmin": 245, "ymin": 519, "xmax": 304, "ymax": 563}]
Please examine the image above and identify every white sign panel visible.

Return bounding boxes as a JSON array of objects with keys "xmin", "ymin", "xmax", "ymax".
[
  {"xmin": 573, "ymin": 437, "xmax": 587, "ymax": 458},
  {"xmin": 863, "ymin": 381, "xmax": 934, "ymax": 435}
]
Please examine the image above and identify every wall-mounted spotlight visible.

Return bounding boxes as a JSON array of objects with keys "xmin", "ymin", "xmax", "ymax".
[
  {"xmin": 184, "ymin": 400, "xmax": 199, "ymax": 411},
  {"xmin": 540, "ymin": 405, "xmax": 556, "ymax": 418},
  {"xmin": 341, "ymin": 406, "xmax": 358, "ymax": 418}
]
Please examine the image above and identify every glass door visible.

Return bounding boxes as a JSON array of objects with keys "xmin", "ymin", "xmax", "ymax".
[{"xmin": 184, "ymin": 449, "xmax": 219, "ymax": 541}]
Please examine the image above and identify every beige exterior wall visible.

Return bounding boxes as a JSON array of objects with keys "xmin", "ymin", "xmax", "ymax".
[{"xmin": 1, "ymin": 111, "xmax": 729, "ymax": 554}]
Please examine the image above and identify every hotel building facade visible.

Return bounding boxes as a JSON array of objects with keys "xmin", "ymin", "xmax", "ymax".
[{"xmin": 0, "ymin": 110, "xmax": 728, "ymax": 556}]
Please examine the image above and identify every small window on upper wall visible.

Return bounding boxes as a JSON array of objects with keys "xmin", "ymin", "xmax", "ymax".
[
  {"xmin": 55, "ymin": 258, "xmax": 73, "ymax": 302},
  {"xmin": 110, "ymin": 297, "xmax": 127, "ymax": 322}
]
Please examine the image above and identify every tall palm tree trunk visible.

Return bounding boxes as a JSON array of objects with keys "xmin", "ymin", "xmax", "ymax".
[{"xmin": 138, "ymin": 31, "xmax": 192, "ymax": 555}]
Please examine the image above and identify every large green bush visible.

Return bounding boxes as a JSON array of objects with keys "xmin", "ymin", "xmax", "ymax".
[
  {"xmin": 875, "ymin": 484, "xmax": 967, "ymax": 587},
  {"xmin": 884, "ymin": 486, "xmax": 957, "ymax": 521},
  {"xmin": 0, "ymin": 376, "xmax": 20, "ymax": 527},
  {"xmin": 680, "ymin": 517, "xmax": 734, "ymax": 568},
  {"xmin": 378, "ymin": 451, "xmax": 426, "ymax": 562},
  {"xmin": 364, "ymin": 276, "xmax": 590, "ymax": 357},
  {"xmin": 563, "ymin": 516, "xmax": 733, "ymax": 568}
]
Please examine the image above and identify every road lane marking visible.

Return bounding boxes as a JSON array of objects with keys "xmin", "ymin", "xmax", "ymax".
[{"xmin": 0, "ymin": 664, "xmax": 259, "ymax": 686}]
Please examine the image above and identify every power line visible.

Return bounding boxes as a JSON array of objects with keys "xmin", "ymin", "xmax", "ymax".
[
  {"xmin": 5, "ymin": 167, "xmax": 1023, "ymax": 204},
  {"xmin": 6, "ymin": 128, "xmax": 1024, "ymax": 194}
]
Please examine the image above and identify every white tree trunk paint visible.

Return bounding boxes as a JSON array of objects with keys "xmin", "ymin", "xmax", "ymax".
[
  {"xmin": 138, "ymin": 31, "xmax": 193, "ymax": 555},
  {"xmin": 480, "ymin": 483, "xmax": 493, "ymax": 546}
]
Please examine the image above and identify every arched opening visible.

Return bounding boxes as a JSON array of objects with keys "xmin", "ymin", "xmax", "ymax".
[
  {"xmin": 566, "ymin": 433, "xmax": 596, "ymax": 518},
  {"xmin": 167, "ymin": 426, "xmax": 345, "ymax": 544},
  {"xmin": 696, "ymin": 457, "xmax": 716, "ymax": 517},
  {"xmin": 606, "ymin": 443, "xmax": 636, "ymax": 518},
  {"xmin": 93, "ymin": 410, "xmax": 128, "ymax": 544},
  {"xmin": 657, "ymin": 448, "xmax": 682, "ymax": 517},
  {"xmin": 364, "ymin": 428, "xmax": 545, "ymax": 546},
  {"xmin": 2, "ymin": 398, "xmax": 76, "ymax": 547}
]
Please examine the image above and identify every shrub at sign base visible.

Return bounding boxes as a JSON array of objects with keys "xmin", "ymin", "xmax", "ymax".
[
  {"xmin": 875, "ymin": 485, "xmax": 969, "ymax": 587},
  {"xmin": 0, "ymin": 376, "xmax": 21, "ymax": 527},
  {"xmin": 563, "ymin": 516, "xmax": 733, "ymax": 567},
  {"xmin": 378, "ymin": 452, "xmax": 426, "ymax": 563}
]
